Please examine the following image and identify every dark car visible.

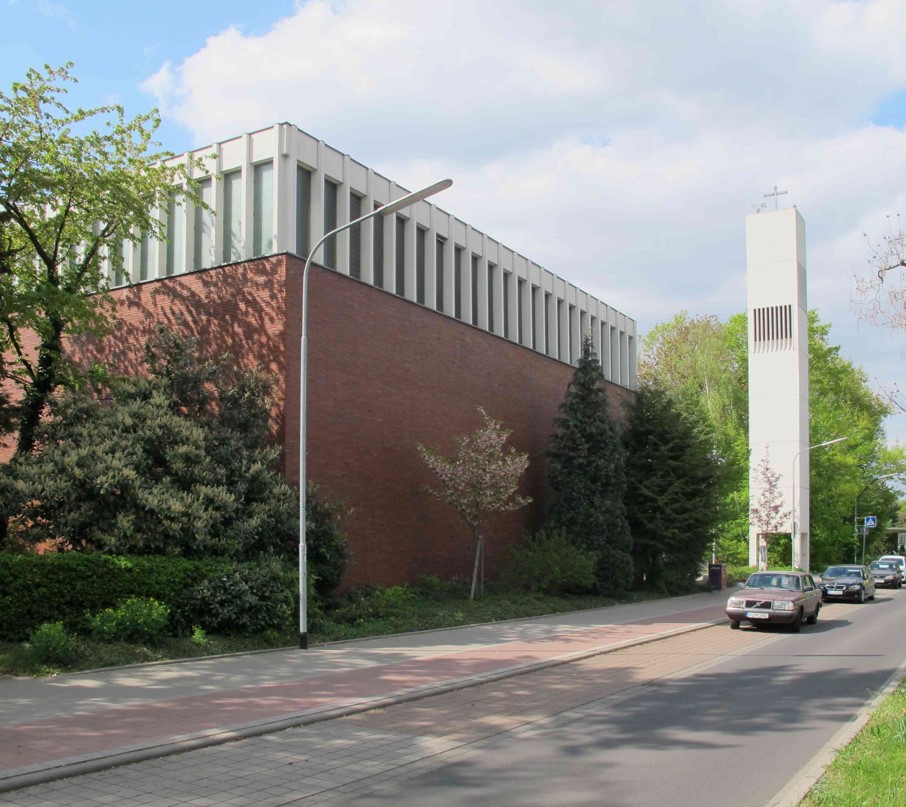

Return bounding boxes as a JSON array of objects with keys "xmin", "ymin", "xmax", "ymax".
[
  {"xmin": 819, "ymin": 565, "xmax": 876, "ymax": 603},
  {"xmin": 725, "ymin": 571, "xmax": 822, "ymax": 632},
  {"xmin": 869, "ymin": 560, "xmax": 903, "ymax": 589}
]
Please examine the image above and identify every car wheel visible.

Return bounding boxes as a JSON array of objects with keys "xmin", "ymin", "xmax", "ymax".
[
  {"xmin": 858, "ymin": 589, "xmax": 865, "ymax": 604},
  {"xmin": 790, "ymin": 609, "xmax": 803, "ymax": 633},
  {"xmin": 730, "ymin": 620, "xmax": 740, "ymax": 630},
  {"xmin": 806, "ymin": 604, "xmax": 819, "ymax": 625}
]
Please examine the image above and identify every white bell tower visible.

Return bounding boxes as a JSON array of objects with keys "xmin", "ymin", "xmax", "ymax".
[{"xmin": 746, "ymin": 202, "xmax": 810, "ymax": 571}]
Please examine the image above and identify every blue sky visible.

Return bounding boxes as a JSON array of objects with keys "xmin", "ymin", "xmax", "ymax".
[
  {"xmin": 4, "ymin": 0, "xmax": 906, "ymax": 452},
  {"xmin": 1, "ymin": 0, "xmax": 294, "ymax": 151}
]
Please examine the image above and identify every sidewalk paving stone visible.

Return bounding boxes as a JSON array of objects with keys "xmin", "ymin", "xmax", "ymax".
[{"xmin": 0, "ymin": 592, "xmax": 726, "ymax": 794}]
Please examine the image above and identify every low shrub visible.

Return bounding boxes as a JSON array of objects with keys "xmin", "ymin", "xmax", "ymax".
[
  {"xmin": 0, "ymin": 553, "xmax": 301, "ymax": 641},
  {"xmin": 89, "ymin": 597, "xmax": 171, "ymax": 643},
  {"xmin": 185, "ymin": 562, "xmax": 294, "ymax": 636},
  {"xmin": 29, "ymin": 622, "xmax": 78, "ymax": 666},
  {"xmin": 415, "ymin": 575, "xmax": 463, "ymax": 599},
  {"xmin": 505, "ymin": 529, "xmax": 597, "ymax": 594},
  {"xmin": 595, "ymin": 548, "xmax": 635, "ymax": 597},
  {"xmin": 306, "ymin": 484, "xmax": 351, "ymax": 597},
  {"xmin": 330, "ymin": 585, "xmax": 417, "ymax": 624},
  {"xmin": 727, "ymin": 565, "xmax": 758, "ymax": 584}
]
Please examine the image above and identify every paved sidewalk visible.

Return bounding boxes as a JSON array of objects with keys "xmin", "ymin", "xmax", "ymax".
[{"xmin": 0, "ymin": 591, "xmax": 727, "ymax": 794}]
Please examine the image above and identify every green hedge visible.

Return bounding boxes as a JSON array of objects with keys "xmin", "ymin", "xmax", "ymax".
[{"xmin": 0, "ymin": 553, "xmax": 299, "ymax": 641}]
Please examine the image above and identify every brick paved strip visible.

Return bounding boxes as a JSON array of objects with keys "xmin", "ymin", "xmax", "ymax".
[
  {"xmin": 8, "ymin": 625, "xmax": 776, "ymax": 807},
  {"xmin": 0, "ymin": 616, "xmax": 719, "ymax": 792}
]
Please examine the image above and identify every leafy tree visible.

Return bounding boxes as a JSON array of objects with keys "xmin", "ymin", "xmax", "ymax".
[
  {"xmin": 641, "ymin": 309, "xmax": 902, "ymax": 568},
  {"xmin": 0, "ymin": 64, "xmax": 199, "ymax": 455},
  {"xmin": 805, "ymin": 312, "xmax": 902, "ymax": 567},
  {"xmin": 546, "ymin": 337, "xmax": 632, "ymax": 596},
  {"xmin": 418, "ymin": 407, "xmax": 530, "ymax": 600},
  {"xmin": 1, "ymin": 331, "xmax": 349, "ymax": 593},
  {"xmin": 624, "ymin": 385, "xmax": 724, "ymax": 592},
  {"xmin": 640, "ymin": 312, "xmax": 750, "ymax": 563},
  {"xmin": 749, "ymin": 448, "xmax": 791, "ymax": 570}
]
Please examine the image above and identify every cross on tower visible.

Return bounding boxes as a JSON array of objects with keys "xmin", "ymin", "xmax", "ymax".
[{"xmin": 763, "ymin": 185, "xmax": 789, "ymax": 210}]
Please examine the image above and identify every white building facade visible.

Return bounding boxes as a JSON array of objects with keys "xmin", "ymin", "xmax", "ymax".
[{"xmin": 107, "ymin": 122, "xmax": 637, "ymax": 388}]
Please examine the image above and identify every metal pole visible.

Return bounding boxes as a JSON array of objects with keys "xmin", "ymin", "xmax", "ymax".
[
  {"xmin": 854, "ymin": 472, "xmax": 903, "ymax": 570},
  {"xmin": 790, "ymin": 437, "xmax": 847, "ymax": 571},
  {"xmin": 298, "ymin": 179, "xmax": 452, "ymax": 649}
]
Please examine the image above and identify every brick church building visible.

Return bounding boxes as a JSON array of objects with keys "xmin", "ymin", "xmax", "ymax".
[{"xmin": 39, "ymin": 123, "xmax": 639, "ymax": 587}]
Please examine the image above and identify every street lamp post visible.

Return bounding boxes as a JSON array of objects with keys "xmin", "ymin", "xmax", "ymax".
[
  {"xmin": 790, "ymin": 436, "xmax": 847, "ymax": 571},
  {"xmin": 855, "ymin": 472, "xmax": 902, "ymax": 564},
  {"xmin": 298, "ymin": 178, "xmax": 453, "ymax": 649}
]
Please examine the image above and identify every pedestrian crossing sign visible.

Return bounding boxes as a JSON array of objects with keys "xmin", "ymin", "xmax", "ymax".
[{"xmin": 864, "ymin": 515, "xmax": 877, "ymax": 528}]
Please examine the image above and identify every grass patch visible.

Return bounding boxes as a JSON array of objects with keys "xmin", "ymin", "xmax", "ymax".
[
  {"xmin": 0, "ymin": 580, "xmax": 692, "ymax": 677},
  {"xmin": 801, "ymin": 679, "xmax": 906, "ymax": 806}
]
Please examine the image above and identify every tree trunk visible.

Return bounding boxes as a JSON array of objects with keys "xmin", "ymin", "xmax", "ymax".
[
  {"xmin": 16, "ymin": 323, "xmax": 63, "ymax": 456},
  {"xmin": 470, "ymin": 531, "xmax": 483, "ymax": 600},
  {"xmin": 480, "ymin": 537, "xmax": 485, "ymax": 596}
]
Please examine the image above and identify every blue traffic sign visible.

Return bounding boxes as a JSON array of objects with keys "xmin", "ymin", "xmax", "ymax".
[{"xmin": 864, "ymin": 515, "xmax": 878, "ymax": 528}]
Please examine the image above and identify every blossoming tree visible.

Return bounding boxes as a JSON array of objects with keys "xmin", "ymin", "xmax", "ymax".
[
  {"xmin": 750, "ymin": 448, "xmax": 791, "ymax": 570},
  {"xmin": 418, "ymin": 407, "xmax": 530, "ymax": 599}
]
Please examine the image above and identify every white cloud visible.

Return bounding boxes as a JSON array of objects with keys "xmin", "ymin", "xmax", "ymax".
[{"xmin": 142, "ymin": 0, "xmax": 906, "ymax": 443}]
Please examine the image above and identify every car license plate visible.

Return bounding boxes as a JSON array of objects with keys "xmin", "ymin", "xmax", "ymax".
[
  {"xmin": 827, "ymin": 591, "xmax": 842, "ymax": 595},
  {"xmin": 745, "ymin": 611, "xmax": 769, "ymax": 619}
]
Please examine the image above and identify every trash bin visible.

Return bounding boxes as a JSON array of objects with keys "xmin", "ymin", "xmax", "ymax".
[{"xmin": 708, "ymin": 563, "xmax": 728, "ymax": 591}]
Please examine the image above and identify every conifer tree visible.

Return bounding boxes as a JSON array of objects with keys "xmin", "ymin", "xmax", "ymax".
[
  {"xmin": 624, "ymin": 385, "xmax": 723, "ymax": 591},
  {"xmin": 546, "ymin": 337, "xmax": 632, "ymax": 595}
]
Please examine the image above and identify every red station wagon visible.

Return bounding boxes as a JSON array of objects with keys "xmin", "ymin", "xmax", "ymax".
[{"xmin": 725, "ymin": 571, "xmax": 822, "ymax": 632}]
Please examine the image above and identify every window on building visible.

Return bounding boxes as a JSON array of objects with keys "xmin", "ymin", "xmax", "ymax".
[
  {"xmin": 517, "ymin": 278, "xmax": 525, "ymax": 344},
  {"xmin": 222, "ymin": 170, "xmax": 242, "ymax": 263},
  {"xmin": 166, "ymin": 191, "xmax": 184, "ymax": 276},
  {"xmin": 110, "ymin": 239, "xmax": 125, "ymax": 287},
  {"xmin": 487, "ymin": 263, "xmax": 496, "ymax": 332},
  {"xmin": 503, "ymin": 271, "xmax": 511, "ymax": 339},
  {"xmin": 395, "ymin": 216, "xmax": 406, "ymax": 296},
  {"xmin": 471, "ymin": 254, "xmax": 479, "ymax": 325},
  {"xmin": 139, "ymin": 231, "xmax": 151, "ymax": 281},
  {"xmin": 436, "ymin": 236, "xmax": 445, "ymax": 311},
  {"xmin": 373, "ymin": 202, "xmax": 384, "ymax": 288},
  {"xmin": 545, "ymin": 292, "xmax": 552, "ymax": 354},
  {"xmin": 532, "ymin": 285, "xmax": 539, "ymax": 350},
  {"xmin": 454, "ymin": 246, "xmax": 463, "ymax": 320},
  {"xmin": 193, "ymin": 177, "xmax": 214, "ymax": 271},
  {"xmin": 568, "ymin": 304, "xmax": 576, "ymax": 364},
  {"xmin": 349, "ymin": 192, "xmax": 363, "ymax": 279},
  {"xmin": 559, "ymin": 299, "xmax": 567, "ymax": 359},
  {"xmin": 296, "ymin": 166, "xmax": 312, "ymax": 257},
  {"xmin": 323, "ymin": 179, "xmax": 338, "ymax": 269},
  {"xmin": 252, "ymin": 162, "xmax": 274, "ymax": 258},
  {"xmin": 416, "ymin": 227, "xmax": 427, "ymax": 305}
]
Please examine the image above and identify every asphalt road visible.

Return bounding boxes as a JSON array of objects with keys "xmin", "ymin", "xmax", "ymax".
[
  {"xmin": 339, "ymin": 589, "xmax": 906, "ymax": 807},
  {"xmin": 8, "ymin": 589, "xmax": 906, "ymax": 807}
]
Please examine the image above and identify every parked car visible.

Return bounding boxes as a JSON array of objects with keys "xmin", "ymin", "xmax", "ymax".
[
  {"xmin": 878, "ymin": 554, "xmax": 906, "ymax": 572},
  {"xmin": 725, "ymin": 571, "xmax": 822, "ymax": 632},
  {"xmin": 869, "ymin": 560, "xmax": 903, "ymax": 589},
  {"xmin": 818, "ymin": 565, "xmax": 876, "ymax": 603}
]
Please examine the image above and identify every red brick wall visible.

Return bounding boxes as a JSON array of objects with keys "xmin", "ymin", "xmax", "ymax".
[{"xmin": 6, "ymin": 255, "xmax": 635, "ymax": 587}]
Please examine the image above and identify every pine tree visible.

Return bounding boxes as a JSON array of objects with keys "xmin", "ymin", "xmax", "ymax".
[
  {"xmin": 546, "ymin": 337, "xmax": 632, "ymax": 595},
  {"xmin": 624, "ymin": 385, "xmax": 724, "ymax": 592}
]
